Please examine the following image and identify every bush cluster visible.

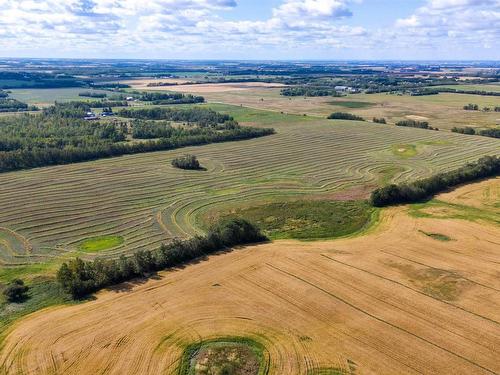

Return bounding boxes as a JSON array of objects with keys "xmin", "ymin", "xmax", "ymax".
[
  {"xmin": 370, "ymin": 156, "xmax": 500, "ymax": 207},
  {"xmin": 172, "ymin": 154, "xmax": 202, "ymax": 170},
  {"xmin": 57, "ymin": 219, "xmax": 267, "ymax": 298},
  {"xmin": 3, "ymin": 279, "xmax": 29, "ymax": 302}
]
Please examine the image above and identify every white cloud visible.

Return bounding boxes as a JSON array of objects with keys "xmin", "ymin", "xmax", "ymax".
[
  {"xmin": 395, "ymin": 0, "xmax": 500, "ymax": 48},
  {"xmin": 0, "ymin": 0, "xmax": 498, "ymax": 58}
]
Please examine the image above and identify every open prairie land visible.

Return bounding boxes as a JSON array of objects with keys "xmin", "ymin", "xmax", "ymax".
[
  {"xmin": 0, "ymin": 105, "xmax": 498, "ymax": 279},
  {"xmin": 8, "ymin": 88, "xmax": 110, "ymax": 107},
  {"xmin": 0, "ymin": 179, "xmax": 498, "ymax": 375},
  {"xmin": 160, "ymin": 85, "xmax": 500, "ymax": 130}
]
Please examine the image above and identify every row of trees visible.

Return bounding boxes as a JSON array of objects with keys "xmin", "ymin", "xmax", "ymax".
[
  {"xmin": 395, "ymin": 120, "xmax": 438, "ymax": 131},
  {"xmin": 451, "ymin": 127, "xmax": 500, "ymax": 139},
  {"xmin": 328, "ymin": 112, "xmax": 365, "ymax": 121},
  {"xmin": 373, "ymin": 117, "xmax": 387, "ymax": 124},
  {"xmin": 57, "ymin": 219, "xmax": 267, "ymax": 298},
  {"xmin": 281, "ymin": 87, "xmax": 342, "ymax": 97},
  {"xmin": 134, "ymin": 91, "xmax": 205, "ymax": 105},
  {"xmin": 463, "ymin": 103, "xmax": 500, "ymax": 112},
  {"xmin": 371, "ymin": 156, "xmax": 500, "ymax": 207}
]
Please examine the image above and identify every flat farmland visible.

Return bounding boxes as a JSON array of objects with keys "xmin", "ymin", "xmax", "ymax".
[
  {"xmin": 173, "ymin": 87, "xmax": 500, "ymax": 130},
  {"xmin": 8, "ymin": 88, "xmax": 110, "ymax": 107},
  {"xmin": 1, "ymin": 179, "xmax": 498, "ymax": 374},
  {"xmin": 0, "ymin": 105, "xmax": 499, "ymax": 279}
]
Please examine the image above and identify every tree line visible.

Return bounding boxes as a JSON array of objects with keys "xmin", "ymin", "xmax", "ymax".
[
  {"xmin": 395, "ymin": 120, "xmax": 438, "ymax": 131},
  {"xmin": 57, "ymin": 219, "xmax": 267, "ymax": 298},
  {"xmin": 281, "ymin": 87, "xmax": 342, "ymax": 97},
  {"xmin": 371, "ymin": 156, "xmax": 500, "ymax": 207},
  {"xmin": 451, "ymin": 127, "xmax": 500, "ymax": 139},
  {"xmin": 328, "ymin": 112, "xmax": 365, "ymax": 121}
]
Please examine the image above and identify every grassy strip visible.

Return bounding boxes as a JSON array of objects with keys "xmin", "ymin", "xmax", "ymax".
[{"xmin": 78, "ymin": 235, "xmax": 124, "ymax": 253}]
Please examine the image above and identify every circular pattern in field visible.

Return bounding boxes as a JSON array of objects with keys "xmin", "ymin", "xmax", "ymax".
[
  {"xmin": 0, "ymin": 108, "xmax": 498, "ymax": 269},
  {"xmin": 1, "ymin": 180, "xmax": 499, "ymax": 374}
]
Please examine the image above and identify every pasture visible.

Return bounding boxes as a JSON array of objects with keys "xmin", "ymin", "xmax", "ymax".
[
  {"xmin": 1, "ymin": 180, "xmax": 498, "ymax": 374},
  {"xmin": 0, "ymin": 104, "xmax": 498, "ymax": 281}
]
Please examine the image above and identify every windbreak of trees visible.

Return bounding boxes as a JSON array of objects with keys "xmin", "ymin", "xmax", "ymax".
[
  {"xmin": 57, "ymin": 219, "xmax": 267, "ymax": 298},
  {"xmin": 281, "ymin": 87, "xmax": 342, "ymax": 97},
  {"xmin": 436, "ymin": 87, "xmax": 500, "ymax": 96},
  {"xmin": 371, "ymin": 156, "xmax": 500, "ymax": 207},
  {"xmin": 135, "ymin": 91, "xmax": 205, "ymax": 104},
  {"xmin": 328, "ymin": 112, "xmax": 365, "ymax": 121},
  {"xmin": 118, "ymin": 107, "xmax": 235, "ymax": 127},
  {"xmin": 452, "ymin": 127, "xmax": 500, "ymax": 139},
  {"xmin": 0, "ymin": 102, "xmax": 274, "ymax": 173},
  {"xmin": 373, "ymin": 117, "xmax": 387, "ymax": 124},
  {"xmin": 395, "ymin": 120, "xmax": 438, "ymax": 131}
]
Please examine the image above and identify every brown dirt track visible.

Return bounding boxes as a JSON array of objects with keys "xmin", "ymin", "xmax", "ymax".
[{"xmin": 0, "ymin": 180, "xmax": 499, "ymax": 375}]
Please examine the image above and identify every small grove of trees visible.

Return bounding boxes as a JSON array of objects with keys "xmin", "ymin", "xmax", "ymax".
[
  {"xmin": 395, "ymin": 120, "xmax": 438, "ymax": 131},
  {"xmin": 57, "ymin": 219, "xmax": 267, "ymax": 298},
  {"xmin": 172, "ymin": 154, "xmax": 202, "ymax": 170},
  {"xmin": 281, "ymin": 87, "xmax": 342, "ymax": 97},
  {"xmin": 2, "ymin": 279, "xmax": 29, "ymax": 302},
  {"xmin": 452, "ymin": 127, "xmax": 500, "ymax": 139},
  {"xmin": 328, "ymin": 112, "xmax": 365, "ymax": 121},
  {"xmin": 371, "ymin": 156, "xmax": 500, "ymax": 207},
  {"xmin": 373, "ymin": 117, "xmax": 387, "ymax": 124},
  {"xmin": 463, "ymin": 103, "xmax": 479, "ymax": 111}
]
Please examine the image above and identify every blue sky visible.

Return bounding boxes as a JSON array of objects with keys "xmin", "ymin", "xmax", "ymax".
[{"xmin": 0, "ymin": 0, "xmax": 498, "ymax": 60}]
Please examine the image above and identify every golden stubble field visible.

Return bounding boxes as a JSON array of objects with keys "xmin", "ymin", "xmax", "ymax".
[{"xmin": 0, "ymin": 179, "xmax": 498, "ymax": 375}]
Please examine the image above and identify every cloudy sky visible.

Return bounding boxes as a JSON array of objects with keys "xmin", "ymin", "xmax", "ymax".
[{"xmin": 0, "ymin": 0, "xmax": 498, "ymax": 60}]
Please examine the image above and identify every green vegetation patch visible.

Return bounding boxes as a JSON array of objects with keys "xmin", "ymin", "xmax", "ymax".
[
  {"xmin": 0, "ymin": 277, "xmax": 72, "ymax": 336},
  {"xmin": 78, "ymin": 235, "xmax": 124, "ymax": 253},
  {"xmin": 214, "ymin": 200, "xmax": 376, "ymax": 240},
  {"xmin": 328, "ymin": 100, "xmax": 374, "ymax": 109},
  {"xmin": 178, "ymin": 337, "xmax": 268, "ymax": 375},
  {"xmin": 391, "ymin": 144, "xmax": 417, "ymax": 158},
  {"xmin": 409, "ymin": 200, "xmax": 500, "ymax": 225},
  {"xmin": 418, "ymin": 230, "xmax": 452, "ymax": 241}
]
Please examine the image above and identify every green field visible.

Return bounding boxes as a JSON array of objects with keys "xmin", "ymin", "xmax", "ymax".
[
  {"xmin": 205, "ymin": 200, "xmax": 376, "ymax": 240},
  {"xmin": 327, "ymin": 100, "xmax": 373, "ymax": 108},
  {"xmin": 8, "ymin": 88, "xmax": 110, "ymax": 106},
  {"xmin": 0, "ymin": 104, "xmax": 498, "ymax": 281},
  {"xmin": 78, "ymin": 236, "xmax": 124, "ymax": 253}
]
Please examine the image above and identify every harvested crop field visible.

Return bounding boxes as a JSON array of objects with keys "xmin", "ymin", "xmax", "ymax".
[
  {"xmin": 0, "ymin": 105, "xmax": 498, "ymax": 274},
  {"xmin": 1, "ymin": 180, "xmax": 499, "ymax": 374}
]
